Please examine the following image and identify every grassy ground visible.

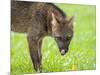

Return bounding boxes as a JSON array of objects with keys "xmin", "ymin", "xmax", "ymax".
[{"xmin": 11, "ymin": 3, "xmax": 96, "ymax": 74}]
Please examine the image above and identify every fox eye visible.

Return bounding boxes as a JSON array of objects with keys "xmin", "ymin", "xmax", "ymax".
[
  {"xmin": 64, "ymin": 34, "xmax": 71, "ymax": 40},
  {"xmin": 67, "ymin": 35, "xmax": 72, "ymax": 40},
  {"xmin": 55, "ymin": 37, "xmax": 62, "ymax": 40},
  {"xmin": 67, "ymin": 34, "xmax": 72, "ymax": 38}
]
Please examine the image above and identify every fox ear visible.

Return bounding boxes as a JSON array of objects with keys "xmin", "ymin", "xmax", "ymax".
[
  {"xmin": 51, "ymin": 13, "xmax": 60, "ymax": 36},
  {"xmin": 51, "ymin": 13, "xmax": 59, "ymax": 31},
  {"xmin": 67, "ymin": 16, "xmax": 74, "ymax": 29},
  {"xmin": 51, "ymin": 13, "xmax": 58, "ymax": 26}
]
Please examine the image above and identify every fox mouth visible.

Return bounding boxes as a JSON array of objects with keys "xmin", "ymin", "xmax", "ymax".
[
  {"xmin": 60, "ymin": 49, "xmax": 65, "ymax": 55},
  {"xmin": 59, "ymin": 47, "xmax": 68, "ymax": 56},
  {"xmin": 60, "ymin": 48, "xmax": 68, "ymax": 55}
]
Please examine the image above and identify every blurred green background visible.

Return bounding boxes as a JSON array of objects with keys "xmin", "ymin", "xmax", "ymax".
[{"xmin": 11, "ymin": 3, "xmax": 96, "ymax": 74}]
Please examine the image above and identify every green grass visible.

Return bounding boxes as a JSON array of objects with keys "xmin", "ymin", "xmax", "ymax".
[{"xmin": 11, "ymin": 3, "xmax": 96, "ymax": 74}]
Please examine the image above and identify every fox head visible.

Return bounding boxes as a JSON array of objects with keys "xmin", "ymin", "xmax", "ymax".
[{"xmin": 51, "ymin": 13, "xmax": 74, "ymax": 55}]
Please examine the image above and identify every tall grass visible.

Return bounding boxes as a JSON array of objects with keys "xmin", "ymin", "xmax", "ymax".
[{"xmin": 11, "ymin": 3, "xmax": 96, "ymax": 74}]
